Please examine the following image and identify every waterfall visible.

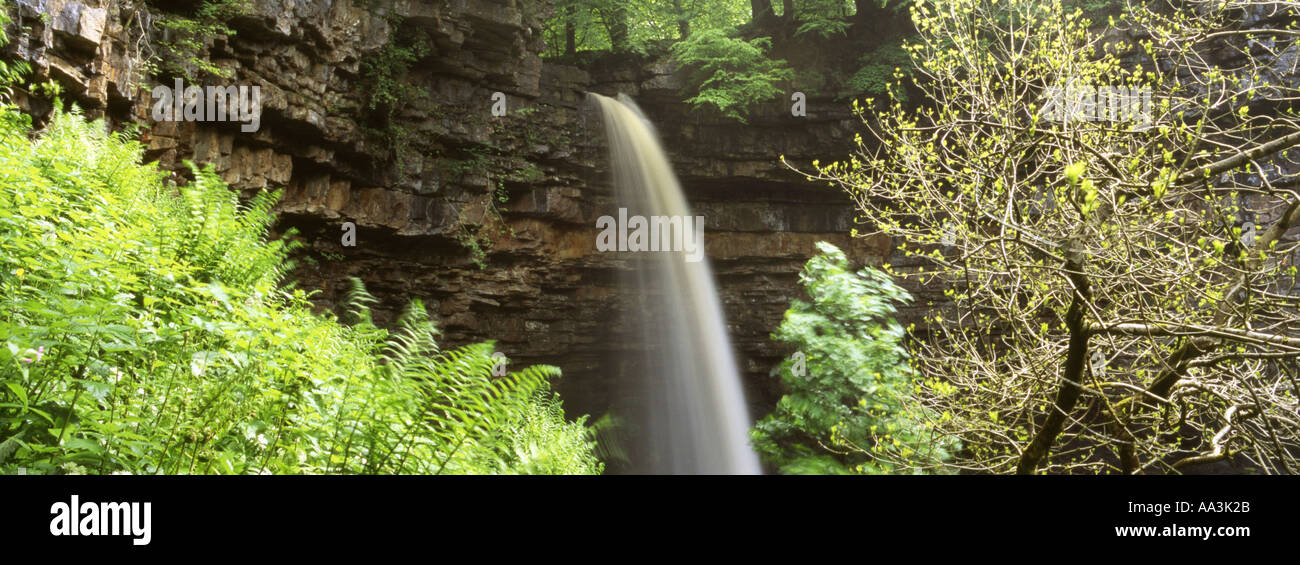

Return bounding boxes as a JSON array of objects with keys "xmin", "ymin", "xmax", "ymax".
[{"xmin": 590, "ymin": 92, "xmax": 762, "ymax": 475}]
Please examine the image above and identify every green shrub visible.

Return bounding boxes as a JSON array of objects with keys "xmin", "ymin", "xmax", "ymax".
[
  {"xmin": 751, "ymin": 242, "xmax": 957, "ymax": 474},
  {"xmin": 0, "ymin": 103, "xmax": 600, "ymax": 475},
  {"xmin": 669, "ymin": 28, "xmax": 794, "ymax": 123}
]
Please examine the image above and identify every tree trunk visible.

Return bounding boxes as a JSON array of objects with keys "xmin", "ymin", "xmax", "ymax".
[
  {"xmin": 854, "ymin": 0, "xmax": 891, "ymax": 32},
  {"xmin": 854, "ymin": 0, "xmax": 875, "ymax": 24},
  {"xmin": 564, "ymin": 4, "xmax": 576, "ymax": 55},
  {"xmin": 606, "ymin": 5, "xmax": 629, "ymax": 52},
  {"xmin": 672, "ymin": 0, "xmax": 691, "ymax": 38},
  {"xmin": 782, "ymin": 0, "xmax": 795, "ymax": 21},
  {"xmin": 1016, "ymin": 248, "xmax": 1091, "ymax": 474},
  {"xmin": 751, "ymin": 0, "xmax": 776, "ymax": 24}
]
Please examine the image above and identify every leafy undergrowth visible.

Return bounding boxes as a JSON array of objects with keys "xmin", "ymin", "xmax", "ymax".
[
  {"xmin": 0, "ymin": 105, "xmax": 601, "ymax": 475},
  {"xmin": 751, "ymin": 242, "xmax": 957, "ymax": 474}
]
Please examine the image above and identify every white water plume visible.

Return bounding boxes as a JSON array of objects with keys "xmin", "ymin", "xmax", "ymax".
[{"xmin": 590, "ymin": 92, "xmax": 761, "ymax": 475}]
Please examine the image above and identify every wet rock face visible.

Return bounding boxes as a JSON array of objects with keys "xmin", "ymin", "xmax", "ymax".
[{"xmin": 3, "ymin": 0, "xmax": 887, "ymax": 418}]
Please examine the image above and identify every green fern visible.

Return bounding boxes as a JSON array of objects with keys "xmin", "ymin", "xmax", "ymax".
[
  {"xmin": 0, "ymin": 106, "xmax": 600, "ymax": 475},
  {"xmin": 0, "ymin": 1, "xmax": 29, "ymax": 96},
  {"xmin": 342, "ymin": 276, "xmax": 379, "ymax": 327},
  {"xmin": 382, "ymin": 299, "xmax": 440, "ymax": 375}
]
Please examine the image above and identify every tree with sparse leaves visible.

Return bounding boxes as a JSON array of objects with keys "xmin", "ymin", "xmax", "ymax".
[{"xmin": 799, "ymin": 0, "xmax": 1300, "ymax": 474}]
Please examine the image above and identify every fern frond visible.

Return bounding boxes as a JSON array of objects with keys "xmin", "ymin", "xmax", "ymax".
[
  {"xmin": 341, "ymin": 277, "xmax": 378, "ymax": 327},
  {"xmin": 383, "ymin": 299, "xmax": 439, "ymax": 374}
]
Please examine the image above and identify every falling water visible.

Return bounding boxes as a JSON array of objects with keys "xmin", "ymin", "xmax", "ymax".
[{"xmin": 590, "ymin": 92, "xmax": 761, "ymax": 475}]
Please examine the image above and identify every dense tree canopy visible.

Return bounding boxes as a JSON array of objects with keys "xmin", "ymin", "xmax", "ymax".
[{"xmin": 540, "ymin": 0, "xmax": 908, "ymax": 56}]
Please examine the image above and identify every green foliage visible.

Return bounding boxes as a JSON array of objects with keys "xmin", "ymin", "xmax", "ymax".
[
  {"xmin": 507, "ymin": 162, "xmax": 545, "ymax": 186},
  {"xmin": 669, "ymin": 28, "xmax": 794, "ymax": 123},
  {"xmin": 544, "ymin": 0, "xmax": 623, "ymax": 55},
  {"xmin": 0, "ymin": 104, "xmax": 600, "ymax": 475},
  {"xmin": 453, "ymin": 196, "xmax": 514, "ymax": 271},
  {"xmin": 847, "ymin": 41, "xmax": 913, "ymax": 101},
  {"xmin": 455, "ymin": 225, "xmax": 491, "ymax": 270},
  {"xmin": 793, "ymin": 0, "xmax": 854, "ymax": 37},
  {"xmin": 149, "ymin": 0, "xmax": 250, "ymax": 79},
  {"xmin": 0, "ymin": 2, "xmax": 30, "ymax": 92},
  {"xmin": 806, "ymin": 0, "xmax": 1300, "ymax": 473},
  {"xmin": 543, "ymin": 0, "xmax": 750, "ymax": 56},
  {"xmin": 439, "ymin": 145, "xmax": 521, "ymax": 270},
  {"xmin": 493, "ymin": 391, "xmax": 602, "ymax": 475},
  {"xmin": 360, "ymin": 15, "xmax": 430, "ymax": 118},
  {"xmin": 443, "ymin": 146, "xmax": 492, "ymax": 181},
  {"xmin": 358, "ymin": 14, "xmax": 431, "ymax": 163},
  {"xmin": 751, "ymin": 242, "xmax": 957, "ymax": 474},
  {"xmin": 1064, "ymin": 0, "xmax": 1119, "ymax": 23}
]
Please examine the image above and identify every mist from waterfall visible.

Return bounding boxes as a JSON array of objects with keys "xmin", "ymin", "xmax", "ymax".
[{"xmin": 590, "ymin": 92, "xmax": 761, "ymax": 475}]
